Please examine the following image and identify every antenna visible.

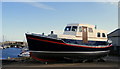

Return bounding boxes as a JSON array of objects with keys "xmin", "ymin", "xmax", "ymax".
[
  {"xmin": 95, "ymin": 25, "xmax": 97, "ymax": 29},
  {"xmin": 2, "ymin": 35, "xmax": 4, "ymax": 47}
]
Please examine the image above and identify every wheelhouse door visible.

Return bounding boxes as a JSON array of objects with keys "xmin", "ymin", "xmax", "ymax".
[{"xmin": 82, "ymin": 26, "xmax": 88, "ymax": 43}]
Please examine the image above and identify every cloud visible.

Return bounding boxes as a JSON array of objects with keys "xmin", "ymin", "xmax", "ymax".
[
  {"xmin": 2, "ymin": 0, "xmax": 56, "ymax": 10},
  {"xmin": 26, "ymin": 2, "xmax": 56, "ymax": 10}
]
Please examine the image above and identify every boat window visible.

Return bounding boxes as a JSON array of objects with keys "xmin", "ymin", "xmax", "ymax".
[
  {"xmin": 102, "ymin": 33, "xmax": 106, "ymax": 37},
  {"xmin": 88, "ymin": 28, "xmax": 93, "ymax": 33},
  {"xmin": 72, "ymin": 26, "xmax": 77, "ymax": 31},
  {"xmin": 97, "ymin": 32, "xmax": 101, "ymax": 37},
  {"xmin": 65, "ymin": 26, "xmax": 71, "ymax": 31},
  {"xmin": 79, "ymin": 27, "xmax": 82, "ymax": 32}
]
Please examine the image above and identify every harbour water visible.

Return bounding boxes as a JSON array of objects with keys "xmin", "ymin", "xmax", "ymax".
[{"xmin": 0, "ymin": 48, "xmax": 22, "ymax": 60}]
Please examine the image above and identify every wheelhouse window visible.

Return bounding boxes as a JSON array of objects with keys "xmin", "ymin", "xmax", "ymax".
[
  {"xmin": 97, "ymin": 32, "xmax": 101, "ymax": 37},
  {"xmin": 65, "ymin": 26, "xmax": 71, "ymax": 31},
  {"xmin": 72, "ymin": 26, "xmax": 77, "ymax": 31},
  {"xmin": 102, "ymin": 33, "xmax": 106, "ymax": 37},
  {"xmin": 79, "ymin": 26, "xmax": 82, "ymax": 32},
  {"xmin": 88, "ymin": 28, "xmax": 93, "ymax": 33}
]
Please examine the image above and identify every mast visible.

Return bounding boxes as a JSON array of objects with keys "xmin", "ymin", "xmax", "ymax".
[{"xmin": 2, "ymin": 35, "xmax": 4, "ymax": 47}]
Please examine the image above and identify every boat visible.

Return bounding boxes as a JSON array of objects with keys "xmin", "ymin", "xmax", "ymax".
[
  {"xmin": 25, "ymin": 24, "xmax": 112, "ymax": 62},
  {"xmin": 18, "ymin": 47, "xmax": 30, "ymax": 57},
  {"xmin": 18, "ymin": 51, "xmax": 30, "ymax": 57},
  {"xmin": 0, "ymin": 46, "xmax": 3, "ymax": 49}
]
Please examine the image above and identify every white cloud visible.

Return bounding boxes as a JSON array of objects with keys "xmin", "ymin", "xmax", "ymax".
[
  {"xmin": 2, "ymin": 0, "xmax": 56, "ymax": 10},
  {"xmin": 26, "ymin": 2, "xmax": 56, "ymax": 10}
]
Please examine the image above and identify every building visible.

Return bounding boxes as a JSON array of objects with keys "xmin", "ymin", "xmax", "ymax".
[
  {"xmin": 107, "ymin": 28, "xmax": 120, "ymax": 55},
  {"xmin": 1, "ymin": 41, "xmax": 27, "ymax": 48}
]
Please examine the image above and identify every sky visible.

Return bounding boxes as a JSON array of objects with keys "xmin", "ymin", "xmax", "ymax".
[
  {"xmin": 0, "ymin": 2, "xmax": 2, "ymax": 42},
  {"xmin": 1, "ymin": 2, "xmax": 118, "ymax": 42}
]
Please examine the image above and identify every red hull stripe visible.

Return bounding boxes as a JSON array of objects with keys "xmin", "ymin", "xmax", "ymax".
[
  {"xmin": 27, "ymin": 37, "xmax": 112, "ymax": 48},
  {"xmin": 30, "ymin": 52, "xmax": 55, "ymax": 61}
]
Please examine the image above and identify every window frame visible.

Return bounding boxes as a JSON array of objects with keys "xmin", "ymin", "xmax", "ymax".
[
  {"xmin": 71, "ymin": 26, "xmax": 78, "ymax": 31},
  {"xmin": 97, "ymin": 32, "xmax": 101, "ymax": 37},
  {"xmin": 88, "ymin": 28, "xmax": 93, "ymax": 33},
  {"xmin": 64, "ymin": 26, "xmax": 71, "ymax": 31},
  {"xmin": 79, "ymin": 26, "xmax": 82, "ymax": 32},
  {"xmin": 102, "ymin": 33, "xmax": 106, "ymax": 37}
]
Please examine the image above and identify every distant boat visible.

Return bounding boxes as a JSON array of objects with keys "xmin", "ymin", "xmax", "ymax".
[
  {"xmin": 26, "ymin": 24, "xmax": 112, "ymax": 62},
  {"xmin": 18, "ymin": 51, "xmax": 30, "ymax": 57},
  {"xmin": 18, "ymin": 47, "xmax": 30, "ymax": 57},
  {"xmin": 0, "ymin": 46, "xmax": 3, "ymax": 49}
]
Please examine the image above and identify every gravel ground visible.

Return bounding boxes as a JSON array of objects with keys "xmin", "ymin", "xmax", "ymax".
[{"xmin": 1, "ymin": 56, "xmax": 120, "ymax": 69}]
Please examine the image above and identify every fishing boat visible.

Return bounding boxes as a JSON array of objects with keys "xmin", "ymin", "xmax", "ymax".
[
  {"xmin": 18, "ymin": 51, "xmax": 30, "ymax": 57},
  {"xmin": 25, "ymin": 24, "xmax": 112, "ymax": 62}
]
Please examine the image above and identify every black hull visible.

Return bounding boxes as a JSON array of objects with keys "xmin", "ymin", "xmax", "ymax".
[
  {"xmin": 30, "ymin": 50, "xmax": 109, "ymax": 61},
  {"xmin": 26, "ymin": 34, "xmax": 112, "ymax": 61}
]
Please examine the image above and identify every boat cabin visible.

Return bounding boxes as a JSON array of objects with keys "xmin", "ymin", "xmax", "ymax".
[{"xmin": 59, "ymin": 24, "xmax": 108, "ymax": 42}]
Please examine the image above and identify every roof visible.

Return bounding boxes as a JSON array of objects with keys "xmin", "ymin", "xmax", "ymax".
[
  {"xmin": 107, "ymin": 28, "xmax": 120, "ymax": 37},
  {"xmin": 67, "ymin": 23, "xmax": 95, "ymax": 28}
]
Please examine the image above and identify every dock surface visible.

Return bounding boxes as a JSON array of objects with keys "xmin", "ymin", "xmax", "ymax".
[{"xmin": 1, "ymin": 56, "xmax": 120, "ymax": 69}]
